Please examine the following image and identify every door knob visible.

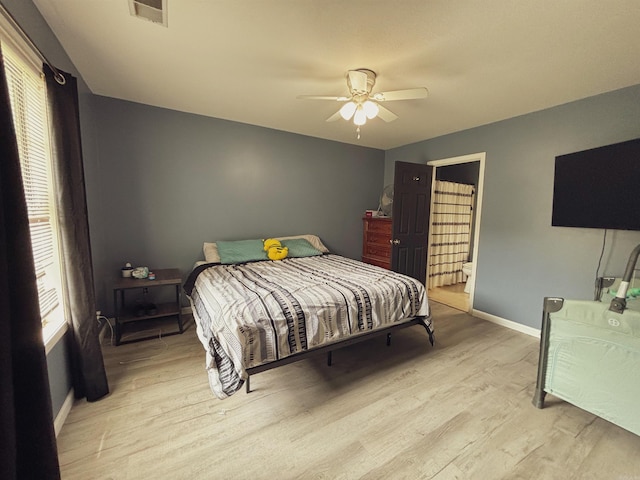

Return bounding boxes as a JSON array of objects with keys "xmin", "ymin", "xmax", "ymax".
[{"xmin": 392, "ymin": 239, "xmax": 400, "ymax": 245}]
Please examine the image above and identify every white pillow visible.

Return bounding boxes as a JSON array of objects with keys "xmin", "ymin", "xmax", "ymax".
[
  {"xmin": 203, "ymin": 234, "xmax": 329, "ymax": 263},
  {"xmin": 203, "ymin": 242, "xmax": 221, "ymax": 263}
]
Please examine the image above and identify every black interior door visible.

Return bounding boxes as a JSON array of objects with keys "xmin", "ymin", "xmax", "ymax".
[{"xmin": 391, "ymin": 161, "xmax": 433, "ymax": 284}]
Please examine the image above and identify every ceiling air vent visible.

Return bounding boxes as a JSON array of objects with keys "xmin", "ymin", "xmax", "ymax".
[{"xmin": 129, "ymin": 0, "xmax": 167, "ymax": 27}]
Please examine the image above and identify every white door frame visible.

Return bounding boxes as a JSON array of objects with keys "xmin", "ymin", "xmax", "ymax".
[{"xmin": 427, "ymin": 152, "xmax": 486, "ymax": 311}]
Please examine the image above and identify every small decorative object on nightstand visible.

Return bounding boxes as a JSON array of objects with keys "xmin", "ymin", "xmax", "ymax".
[
  {"xmin": 112, "ymin": 268, "xmax": 183, "ymax": 345},
  {"xmin": 362, "ymin": 216, "xmax": 392, "ymax": 269}
]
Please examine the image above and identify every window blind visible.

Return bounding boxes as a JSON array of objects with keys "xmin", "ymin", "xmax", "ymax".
[{"xmin": 3, "ymin": 44, "xmax": 61, "ymax": 325}]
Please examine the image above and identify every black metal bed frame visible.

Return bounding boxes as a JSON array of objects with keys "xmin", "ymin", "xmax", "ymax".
[{"xmin": 244, "ymin": 316, "xmax": 434, "ymax": 393}]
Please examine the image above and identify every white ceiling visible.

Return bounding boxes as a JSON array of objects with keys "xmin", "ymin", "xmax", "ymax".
[{"xmin": 34, "ymin": 0, "xmax": 640, "ymax": 150}]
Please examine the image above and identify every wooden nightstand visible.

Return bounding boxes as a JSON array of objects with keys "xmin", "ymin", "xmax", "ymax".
[{"xmin": 112, "ymin": 268, "xmax": 184, "ymax": 345}]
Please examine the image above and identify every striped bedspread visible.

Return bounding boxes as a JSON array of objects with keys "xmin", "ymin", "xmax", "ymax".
[{"xmin": 184, "ymin": 254, "xmax": 431, "ymax": 398}]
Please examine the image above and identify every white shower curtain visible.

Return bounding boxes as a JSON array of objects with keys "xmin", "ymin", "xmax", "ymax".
[{"xmin": 428, "ymin": 180, "xmax": 475, "ymax": 289}]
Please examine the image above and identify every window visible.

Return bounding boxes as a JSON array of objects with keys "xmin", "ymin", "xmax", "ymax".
[{"xmin": 2, "ymin": 40, "xmax": 65, "ymax": 342}]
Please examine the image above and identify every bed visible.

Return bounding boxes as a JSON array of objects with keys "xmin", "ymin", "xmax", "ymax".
[{"xmin": 183, "ymin": 235, "xmax": 432, "ymax": 399}]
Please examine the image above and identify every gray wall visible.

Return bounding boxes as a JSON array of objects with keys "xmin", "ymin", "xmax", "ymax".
[
  {"xmin": 89, "ymin": 96, "xmax": 385, "ymax": 314},
  {"xmin": 46, "ymin": 339, "xmax": 72, "ymax": 417},
  {"xmin": 385, "ymin": 85, "xmax": 640, "ymax": 329}
]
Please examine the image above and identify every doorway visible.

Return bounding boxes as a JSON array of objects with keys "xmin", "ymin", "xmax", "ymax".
[{"xmin": 426, "ymin": 153, "xmax": 485, "ymax": 313}]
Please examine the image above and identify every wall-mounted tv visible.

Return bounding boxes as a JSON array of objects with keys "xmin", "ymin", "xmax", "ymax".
[{"xmin": 552, "ymin": 138, "xmax": 640, "ymax": 231}]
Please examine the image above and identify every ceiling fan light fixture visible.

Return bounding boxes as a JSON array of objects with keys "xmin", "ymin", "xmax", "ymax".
[
  {"xmin": 298, "ymin": 67, "xmax": 428, "ymax": 136},
  {"xmin": 339, "ymin": 101, "xmax": 357, "ymax": 120},
  {"xmin": 363, "ymin": 100, "xmax": 379, "ymax": 119},
  {"xmin": 353, "ymin": 105, "xmax": 367, "ymax": 126}
]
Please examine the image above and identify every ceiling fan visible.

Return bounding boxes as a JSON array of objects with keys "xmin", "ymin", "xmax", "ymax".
[{"xmin": 297, "ymin": 69, "xmax": 428, "ymax": 138}]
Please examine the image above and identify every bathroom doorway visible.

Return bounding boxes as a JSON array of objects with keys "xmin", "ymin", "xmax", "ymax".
[{"xmin": 426, "ymin": 153, "xmax": 485, "ymax": 313}]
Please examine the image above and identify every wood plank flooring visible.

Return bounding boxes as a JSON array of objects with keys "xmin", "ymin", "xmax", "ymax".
[
  {"xmin": 428, "ymin": 283, "xmax": 469, "ymax": 312},
  {"xmin": 56, "ymin": 302, "xmax": 640, "ymax": 479}
]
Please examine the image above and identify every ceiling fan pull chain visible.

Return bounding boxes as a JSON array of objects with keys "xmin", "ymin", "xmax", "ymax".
[{"xmin": 356, "ymin": 126, "xmax": 361, "ymax": 139}]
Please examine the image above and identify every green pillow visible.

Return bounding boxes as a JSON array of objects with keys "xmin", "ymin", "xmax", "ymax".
[
  {"xmin": 217, "ymin": 239, "xmax": 268, "ymax": 264},
  {"xmin": 281, "ymin": 238, "xmax": 323, "ymax": 258}
]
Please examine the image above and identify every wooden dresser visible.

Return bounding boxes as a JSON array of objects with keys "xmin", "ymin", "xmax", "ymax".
[{"xmin": 362, "ymin": 216, "xmax": 392, "ymax": 269}]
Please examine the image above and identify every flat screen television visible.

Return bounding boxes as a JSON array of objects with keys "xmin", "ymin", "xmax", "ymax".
[{"xmin": 552, "ymin": 138, "xmax": 640, "ymax": 231}]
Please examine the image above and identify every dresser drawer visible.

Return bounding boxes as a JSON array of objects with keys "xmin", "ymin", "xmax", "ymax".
[
  {"xmin": 365, "ymin": 231, "xmax": 392, "ymax": 246},
  {"xmin": 364, "ymin": 218, "xmax": 392, "ymax": 234},
  {"xmin": 362, "ymin": 255, "xmax": 391, "ymax": 269},
  {"xmin": 364, "ymin": 242, "xmax": 391, "ymax": 259}
]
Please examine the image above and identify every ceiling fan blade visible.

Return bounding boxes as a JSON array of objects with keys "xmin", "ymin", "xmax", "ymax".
[
  {"xmin": 348, "ymin": 70, "xmax": 368, "ymax": 94},
  {"xmin": 326, "ymin": 110, "xmax": 343, "ymax": 122},
  {"xmin": 371, "ymin": 87, "xmax": 428, "ymax": 102},
  {"xmin": 376, "ymin": 104, "xmax": 398, "ymax": 122},
  {"xmin": 297, "ymin": 95, "xmax": 350, "ymax": 101}
]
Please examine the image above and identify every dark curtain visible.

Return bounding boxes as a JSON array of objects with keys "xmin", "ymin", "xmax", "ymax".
[
  {"xmin": 44, "ymin": 65, "xmax": 109, "ymax": 402},
  {"xmin": 0, "ymin": 50, "xmax": 61, "ymax": 480}
]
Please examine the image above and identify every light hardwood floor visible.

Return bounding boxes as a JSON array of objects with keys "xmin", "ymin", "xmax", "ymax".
[
  {"xmin": 57, "ymin": 303, "xmax": 640, "ymax": 479},
  {"xmin": 428, "ymin": 283, "xmax": 469, "ymax": 312}
]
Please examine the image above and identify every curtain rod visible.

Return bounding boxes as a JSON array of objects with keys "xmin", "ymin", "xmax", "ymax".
[{"xmin": 0, "ymin": 2, "xmax": 65, "ymax": 84}]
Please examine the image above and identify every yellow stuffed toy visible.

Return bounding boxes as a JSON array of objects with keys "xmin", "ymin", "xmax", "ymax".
[
  {"xmin": 263, "ymin": 238, "xmax": 281, "ymax": 251},
  {"xmin": 267, "ymin": 246, "xmax": 288, "ymax": 260},
  {"xmin": 263, "ymin": 238, "xmax": 289, "ymax": 260}
]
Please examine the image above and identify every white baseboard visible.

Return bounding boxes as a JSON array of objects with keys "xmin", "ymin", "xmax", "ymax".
[
  {"xmin": 54, "ymin": 388, "xmax": 74, "ymax": 437},
  {"xmin": 472, "ymin": 309, "xmax": 541, "ymax": 338}
]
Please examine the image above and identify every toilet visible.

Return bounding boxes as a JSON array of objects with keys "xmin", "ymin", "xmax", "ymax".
[{"xmin": 462, "ymin": 262, "xmax": 473, "ymax": 293}]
